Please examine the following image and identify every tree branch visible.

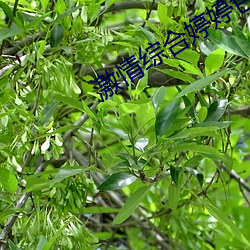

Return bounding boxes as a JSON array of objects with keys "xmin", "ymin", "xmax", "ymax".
[
  {"xmin": 2, "ymin": 32, "xmax": 46, "ymax": 56},
  {"xmin": 0, "ymin": 45, "xmax": 51, "ymax": 78},
  {"xmin": 219, "ymin": 163, "xmax": 250, "ymax": 193}
]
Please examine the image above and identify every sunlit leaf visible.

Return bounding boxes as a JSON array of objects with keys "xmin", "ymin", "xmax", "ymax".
[
  {"xmin": 208, "ymin": 29, "xmax": 247, "ymax": 58},
  {"xmin": 0, "ymin": 168, "xmax": 18, "ymax": 194},
  {"xmin": 198, "ymin": 106, "xmax": 208, "ymax": 122},
  {"xmin": 176, "ymin": 70, "xmax": 231, "ymax": 98},
  {"xmin": 51, "ymin": 166, "xmax": 86, "ymax": 186},
  {"xmin": 40, "ymin": 0, "xmax": 49, "ymax": 9},
  {"xmin": 151, "ymin": 86, "xmax": 166, "ymax": 111},
  {"xmin": 176, "ymin": 49, "xmax": 200, "ymax": 65},
  {"xmin": 98, "ymin": 172, "xmax": 137, "ymax": 190},
  {"xmin": 119, "ymin": 103, "xmax": 140, "ymax": 115},
  {"xmin": 157, "ymin": 2, "xmax": 168, "ymax": 24},
  {"xmin": 205, "ymin": 49, "xmax": 225, "ymax": 75}
]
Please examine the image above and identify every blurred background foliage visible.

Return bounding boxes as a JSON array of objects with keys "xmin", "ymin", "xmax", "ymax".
[{"xmin": 0, "ymin": 0, "xmax": 250, "ymax": 249}]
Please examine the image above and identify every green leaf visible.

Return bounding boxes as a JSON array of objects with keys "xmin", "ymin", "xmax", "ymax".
[
  {"xmin": 0, "ymin": 209, "xmax": 24, "ymax": 223},
  {"xmin": 105, "ymin": 0, "xmax": 117, "ymax": 9},
  {"xmin": 0, "ymin": 168, "xmax": 18, "ymax": 194},
  {"xmin": 157, "ymin": 2, "xmax": 168, "ymax": 24},
  {"xmin": 205, "ymin": 49, "xmax": 225, "ymax": 76},
  {"xmin": 203, "ymin": 201, "xmax": 250, "ymax": 248},
  {"xmin": 176, "ymin": 49, "xmax": 200, "ymax": 65},
  {"xmin": 24, "ymin": 177, "xmax": 51, "ymax": 192},
  {"xmin": 81, "ymin": 100, "xmax": 97, "ymax": 119},
  {"xmin": 199, "ymin": 39, "xmax": 218, "ymax": 56},
  {"xmin": 134, "ymin": 26, "xmax": 155, "ymax": 43},
  {"xmin": 205, "ymin": 99, "xmax": 228, "ymax": 122},
  {"xmin": 53, "ymin": 5, "xmax": 83, "ymax": 24},
  {"xmin": 232, "ymin": 36, "xmax": 250, "ymax": 58},
  {"xmin": 25, "ymin": 12, "xmax": 52, "ymax": 30},
  {"xmin": 232, "ymin": 23, "xmax": 248, "ymax": 41},
  {"xmin": 0, "ymin": 1, "xmax": 14, "ymax": 21},
  {"xmin": 51, "ymin": 166, "xmax": 86, "ymax": 186},
  {"xmin": 168, "ymin": 182, "xmax": 180, "ymax": 210},
  {"xmin": 170, "ymin": 126, "xmax": 220, "ymax": 139},
  {"xmin": 34, "ymin": 125, "xmax": 79, "ymax": 140},
  {"xmin": 53, "ymin": 92, "xmax": 84, "ymax": 112},
  {"xmin": 41, "ymin": 101, "xmax": 60, "ymax": 125},
  {"xmin": 170, "ymin": 166, "xmax": 181, "ymax": 186},
  {"xmin": 50, "ymin": 24, "xmax": 64, "ymax": 47},
  {"xmin": 207, "ymin": 29, "xmax": 247, "ymax": 58},
  {"xmin": 178, "ymin": 92, "xmax": 195, "ymax": 119},
  {"xmin": 198, "ymin": 106, "xmax": 208, "ymax": 122},
  {"xmin": 151, "ymin": 86, "xmax": 166, "ymax": 111},
  {"xmin": 155, "ymin": 98, "xmax": 179, "ymax": 137},
  {"xmin": 40, "ymin": 0, "xmax": 49, "ymax": 9},
  {"xmin": 36, "ymin": 236, "xmax": 48, "ymax": 250},
  {"xmin": 178, "ymin": 60, "xmax": 203, "ymax": 76},
  {"xmin": 98, "ymin": 172, "xmax": 137, "ymax": 191},
  {"xmin": 176, "ymin": 70, "xmax": 231, "ymax": 98},
  {"xmin": 134, "ymin": 70, "xmax": 148, "ymax": 98},
  {"xmin": 42, "ymin": 223, "xmax": 69, "ymax": 250},
  {"xmin": 156, "ymin": 68, "xmax": 195, "ymax": 83},
  {"xmin": 9, "ymin": 241, "xmax": 21, "ymax": 250},
  {"xmin": 0, "ymin": 26, "xmax": 23, "ymax": 42},
  {"xmin": 185, "ymin": 167, "xmax": 204, "ymax": 187},
  {"xmin": 80, "ymin": 206, "xmax": 120, "ymax": 214},
  {"xmin": 183, "ymin": 155, "xmax": 203, "ymax": 168},
  {"xmin": 112, "ymin": 185, "xmax": 151, "ymax": 224},
  {"xmin": 194, "ymin": 121, "xmax": 231, "ymax": 129},
  {"xmin": 119, "ymin": 103, "xmax": 140, "ymax": 115},
  {"xmin": 170, "ymin": 143, "xmax": 228, "ymax": 165}
]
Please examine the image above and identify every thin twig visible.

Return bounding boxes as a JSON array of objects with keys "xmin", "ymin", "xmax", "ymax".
[
  {"xmin": 219, "ymin": 163, "xmax": 250, "ymax": 193},
  {"xmin": 0, "ymin": 45, "xmax": 51, "ymax": 78},
  {"xmin": 63, "ymin": 102, "xmax": 99, "ymax": 141},
  {"xmin": 2, "ymin": 32, "xmax": 46, "ymax": 56},
  {"xmin": 239, "ymin": 184, "xmax": 250, "ymax": 206},
  {"xmin": 142, "ymin": 0, "xmax": 156, "ymax": 28}
]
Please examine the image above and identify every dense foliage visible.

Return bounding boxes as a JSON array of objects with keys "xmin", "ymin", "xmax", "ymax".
[{"xmin": 0, "ymin": 0, "xmax": 250, "ymax": 249}]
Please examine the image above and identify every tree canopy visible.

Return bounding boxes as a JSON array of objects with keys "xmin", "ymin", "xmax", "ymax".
[{"xmin": 0, "ymin": 0, "xmax": 250, "ymax": 249}]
